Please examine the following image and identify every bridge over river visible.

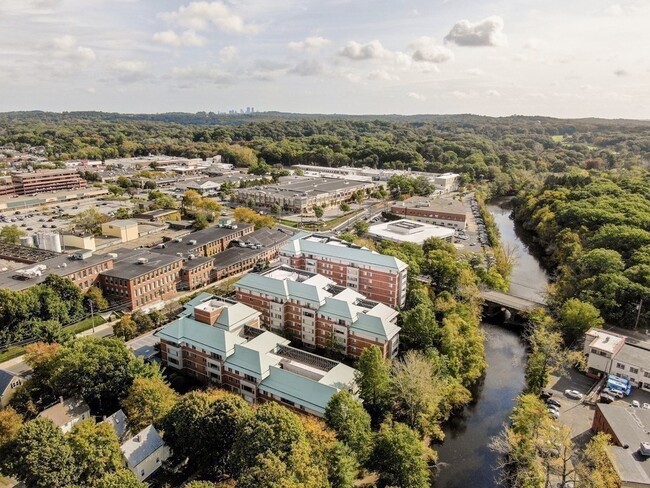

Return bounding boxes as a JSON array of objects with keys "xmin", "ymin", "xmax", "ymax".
[{"xmin": 480, "ymin": 288, "xmax": 546, "ymax": 313}]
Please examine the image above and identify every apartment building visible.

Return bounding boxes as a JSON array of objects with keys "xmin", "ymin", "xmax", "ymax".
[
  {"xmin": 584, "ymin": 328, "xmax": 650, "ymax": 391},
  {"xmin": 98, "ymin": 248, "xmax": 183, "ymax": 311},
  {"xmin": 279, "ymin": 233, "xmax": 408, "ymax": 308},
  {"xmin": 391, "ymin": 196, "xmax": 468, "ymax": 230},
  {"xmin": 9, "ymin": 170, "xmax": 87, "ymax": 195},
  {"xmin": 155, "ymin": 293, "xmax": 358, "ymax": 417},
  {"xmin": 234, "ymin": 266, "xmax": 400, "ymax": 359}
]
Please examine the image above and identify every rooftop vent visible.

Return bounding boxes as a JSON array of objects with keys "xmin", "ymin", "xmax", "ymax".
[{"xmin": 137, "ymin": 257, "xmax": 149, "ymax": 264}]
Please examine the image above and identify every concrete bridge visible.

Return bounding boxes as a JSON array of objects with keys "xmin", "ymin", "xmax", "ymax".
[{"xmin": 480, "ymin": 289, "xmax": 546, "ymax": 313}]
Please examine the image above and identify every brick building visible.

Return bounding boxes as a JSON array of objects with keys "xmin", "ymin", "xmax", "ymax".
[
  {"xmin": 151, "ymin": 223, "xmax": 254, "ymax": 259},
  {"xmin": 235, "ymin": 266, "xmax": 400, "ymax": 360},
  {"xmin": 98, "ymin": 248, "xmax": 183, "ymax": 310},
  {"xmin": 390, "ymin": 196, "xmax": 468, "ymax": 230},
  {"xmin": 8, "ymin": 170, "xmax": 87, "ymax": 196},
  {"xmin": 155, "ymin": 293, "xmax": 358, "ymax": 417},
  {"xmin": 279, "ymin": 233, "xmax": 408, "ymax": 308}
]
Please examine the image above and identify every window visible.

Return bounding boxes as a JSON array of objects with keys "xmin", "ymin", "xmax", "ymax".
[
  {"xmin": 630, "ymin": 367, "xmax": 639, "ymax": 374},
  {"xmin": 616, "ymin": 363, "xmax": 625, "ymax": 370}
]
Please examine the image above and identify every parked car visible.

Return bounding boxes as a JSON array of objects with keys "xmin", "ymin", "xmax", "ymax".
[
  {"xmin": 564, "ymin": 389, "xmax": 583, "ymax": 400},
  {"xmin": 600, "ymin": 393, "xmax": 615, "ymax": 404},
  {"xmin": 548, "ymin": 409, "xmax": 560, "ymax": 419},
  {"xmin": 540, "ymin": 390, "xmax": 553, "ymax": 400},
  {"xmin": 632, "ymin": 400, "xmax": 641, "ymax": 408},
  {"xmin": 643, "ymin": 403, "xmax": 650, "ymax": 410},
  {"xmin": 547, "ymin": 398, "xmax": 562, "ymax": 408}
]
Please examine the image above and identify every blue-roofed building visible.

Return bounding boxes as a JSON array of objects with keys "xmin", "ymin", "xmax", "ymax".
[
  {"xmin": 235, "ymin": 265, "xmax": 400, "ymax": 359},
  {"xmin": 155, "ymin": 295, "xmax": 359, "ymax": 417}
]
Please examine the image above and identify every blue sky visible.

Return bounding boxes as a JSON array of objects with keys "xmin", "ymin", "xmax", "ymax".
[{"xmin": 1, "ymin": 0, "xmax": 648, "ymax": 118}]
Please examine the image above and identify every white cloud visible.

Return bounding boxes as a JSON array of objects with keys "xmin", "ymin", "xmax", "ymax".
[
  {"xmin": 445, "ymin": 15, "xmax": 507, "ymax": 47},
  {"xmin": 451, "ymin": 90, "xmax": 477, "ymax": 99},
  {"xmin": 160, "ymin": 1, "xmax": 260, "ymax": 34},
  {"xmin": 290, "ymin": 59, "xmax": 325, "ymax": 77},
  {"xmin": 486, "ymin": 89, "xmax": 501, "ymax": 97},
  {"xmin": 524, "ymin": 38, "xmax": 544, "ymax": 51},
  {"xmin": 408, "ymin": 92, "xmax": 426, "ymax": 101},
  {"xmin": 339, "ymin": 40, "xmax": 392, "ymax": 60},
  {"xmin": 152, "ymin": 30, "xmax": 207, "ymax": 47},
  {"xmin": 409, "ymin": 36, "xmax": 454, "ymax": 63},
  {"xmin": 219, "ymin": 46, "xmax": 238, "ymax": 63},
  {"xmin": 614, "ymin": 69, "xmax": 629, "ymax": 76},
  {"xmin": 50, "ymin": 35, "xmax": 96, "ymax": 64},
  {"xmin": 111, "ymin": 60, "xmax": 150, "ymax": 82},
  {"xmin": 288, "ymin": 36, "xmax": 330, "ymax": 52},
  {"xmin": 466, "ymin": 68, "xmax": 484, "ymax": 76},
  {"xmin": 368, "ymin": 69, "xmax": 399, "ymax": 81}
]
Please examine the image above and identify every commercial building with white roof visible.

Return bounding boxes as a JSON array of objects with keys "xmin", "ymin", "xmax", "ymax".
[
  {"xmin": 279, "ymin": 233, "xmax": 408, "ymax": 308},
  {"xmin": 368, "ymin": 219, "xmax": 455, "ymax": 245},
  {"xmin": 235, "ymin": 265, "xmax": 400, "ymax": 360},
  {"xmin": 584, "ymin": 328, "xmax": 650, "ymax": 391},
  {"xmin": 155, "ymin": 292, "xmax": 359, "ymax": 417}
]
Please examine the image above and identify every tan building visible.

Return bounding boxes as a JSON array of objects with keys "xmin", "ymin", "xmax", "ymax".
[
  {"xmin": 61, "ymin": 231, "xmax": 96, "ymax": 251},
  {"xmin": 391, "ymin": 196, "xmax": 468, "ymax": 230},
  {"xmin": 135, "ymin": 209, "xmax": 181, "ymax": 222},
  {"xmin": 102, "ymin": 220, "xmax": 139, "ymax": 242},
  {"xmin": 37, "ymin": 397, "xmax": 91, "ymax": 433},
  {"xmin": 10, "ymin": 170, "xmax": 87, "ymax": 196}
]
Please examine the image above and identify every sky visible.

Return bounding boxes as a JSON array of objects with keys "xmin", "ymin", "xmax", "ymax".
[{"xmin": 0, "ymin": 0, "xmax": 649, "ymax": 118}]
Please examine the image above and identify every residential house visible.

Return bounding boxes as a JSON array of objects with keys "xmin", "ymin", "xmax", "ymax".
[
  {"xmin": 103, "ymin": 409, "xmax": 131, "ymax": 443},
  {"xmin": 37, "ymin": 397, "xmax": 91, "ymax": 433},
  {"xmin": 0, "ymin": 369, "xmax": 22, "ymax": 408},
  {"xmin": 121, "ymin": 425, "xmax": 171, "ymax": 482}
]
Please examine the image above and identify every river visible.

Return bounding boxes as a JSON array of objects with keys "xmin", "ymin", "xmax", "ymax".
[{"xmin": 432, "ymin": 199, "xmax": 549, "ymax": 487}]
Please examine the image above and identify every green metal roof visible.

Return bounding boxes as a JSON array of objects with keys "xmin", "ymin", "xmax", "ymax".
[
  {"xmin": 154, "ymin": 317, "xmax": 246, "ymax": 355},
  {"xmin": 349, "ymin": 314, "xmax": 400, "ymax": 341},
  {"xmin": 224, "ymin": 332, "xmax": 288, "ymax": 377}
]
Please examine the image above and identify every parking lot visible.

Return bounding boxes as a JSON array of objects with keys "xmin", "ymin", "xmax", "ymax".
[
  {"xmin": 0, "ymin": 198, "xmax": 128, "ymax": 235},
  {"xmin": 547, "ymin": 370, "xmax": 598, "ymax": 445}
]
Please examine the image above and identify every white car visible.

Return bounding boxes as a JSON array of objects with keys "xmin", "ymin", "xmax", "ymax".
[
  {"xmin": 642, "ymin": 403, "xmax": 650, "ymax": 410},
  {"xmin": 548, "ymin": 408, "xmax": 560, "ymax": 419},
  {"xmin": 632, "ymin": 400, "xmax": 641, "ymax": 408},
  {"xmin": 564, "ymin": 389, "xmax": 583, "ymax": 400}
]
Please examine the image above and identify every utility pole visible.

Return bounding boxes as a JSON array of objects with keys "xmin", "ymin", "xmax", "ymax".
[
  {"xmin": 90, "ymin": 300, "xmax": 95, "ymax": 333},
  {"xmin": 635, "ymin": 299, "xmax": 644, "ymax": 330}
]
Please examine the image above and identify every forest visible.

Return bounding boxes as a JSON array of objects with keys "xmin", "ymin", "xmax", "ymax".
[
  {"xmin": 513, "ymin": 171, "xmax": 650, "ymax": 333},
  {"xmin": 2, "ymin": 112, "xmax": 649, "ymax": 190}
]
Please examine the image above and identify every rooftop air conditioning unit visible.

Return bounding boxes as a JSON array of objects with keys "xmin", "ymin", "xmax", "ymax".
[
  {"xmin": 188, "ymin": 254, "xmax": 195, "ymax": 260},
  {"xmin": 137, "ymin": 257, "xmax": 149, "ymax": 264},
  {"xmin": 188, "ymin": 239, "xmax": 197, "ymax": 245}
]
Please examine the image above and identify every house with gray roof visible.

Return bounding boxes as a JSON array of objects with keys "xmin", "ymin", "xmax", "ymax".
[
  {"xmin": 37, "ymin": 397, "xmax": 90, "ymax": 433},
  {"xmin": 121, "ymin": 425, "xmax": 170, "ymax": 482},
  {"xmin": 0, "ymin": 369, "xmax": 22, "ymax": 408},
  {"xmin": 103, "ymin": 409, "xmax": 130, "ymax": 442}
]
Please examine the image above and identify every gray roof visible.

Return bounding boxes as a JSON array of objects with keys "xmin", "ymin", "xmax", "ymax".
[
  {"xmin": 350, "ymin": 314, "xmax": 400, "ymax": 341},
  {"xmin": 150, "ymin": 223, "xmax": 254, "ymax": 256},
  {"xmin": 100, "ymin": 248, "xmax": 183, "ymax": 280},
  {"xmin": 282, "ymin": 235, "xmax": 408, "ymax": 272},
  {"xmin": 596, "ymin": 404, "xmax": 650, "ymax": 484},
  {"xmin": 0, "ymin": 253, "xmax": 113, "ymax": 291},
  {"xmin": 615, "ymin": 344, "xmax": 650, "ymax": 370},
  {"xmin": 121, "ymin": 425, "xmax": 166, "ymax": 467},
  {"xmin": 0, "ymin": 369, "xmax": 19, "ymax": 395},
  {"xmin": 38, "ymin": 397, "xmax": 90, "ymax": 427},
  {"xmin": 103, "ymin": 409, "xmax": 130, "ymax": 442}
]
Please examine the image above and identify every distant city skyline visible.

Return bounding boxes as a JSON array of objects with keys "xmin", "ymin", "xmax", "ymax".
[{"xmin": 1, "ymin": 0, "xmax": 649, "ymax": 119}]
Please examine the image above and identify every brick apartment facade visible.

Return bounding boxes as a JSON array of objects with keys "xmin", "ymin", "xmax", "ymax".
[
  {"xmin": 99, "ymin": 248, "xmax": 183, "ymax": 310},
  {"xmin": 278, "ymin": 234, "xmax": 408, "ymax": 308},
  {"xmin": 156, "ymin": 293, "xmax": 358, "ymax": 417},
  {"xmin": 235, "ymin": 266, "xmax": 400, "ymax": 360}
]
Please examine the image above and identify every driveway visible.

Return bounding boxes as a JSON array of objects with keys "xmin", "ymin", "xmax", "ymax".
[{"xmin": 547, "ymin": 370, "xmax": 598, "ymax": 446}]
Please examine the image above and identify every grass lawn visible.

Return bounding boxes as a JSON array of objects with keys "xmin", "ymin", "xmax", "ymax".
[
  {"xmin": 321, "ymin": 209, "xmax": 363, "ymax": 230},
  {"xmin": 0, "ymin": 346, "xmax": 26, "ymax": 364},
  {"xmin": 64, "ymin": 316, "xmax": 107, "ymax": 335}
]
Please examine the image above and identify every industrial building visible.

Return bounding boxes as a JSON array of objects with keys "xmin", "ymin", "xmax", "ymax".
[
  {"xmin": 279, "ymin": 233, "xmax": 408, "ymax": 308},
  {"xmin": 155, "ymin": 293, "xmax": 358, "ymax": 417},
  {"xmin": 235, "ymin": 266, "xmax": 400, "ymax": 359},
  {"xmin": 233, "ymin": 177, "xmax": 377, "ymax": 213}
]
